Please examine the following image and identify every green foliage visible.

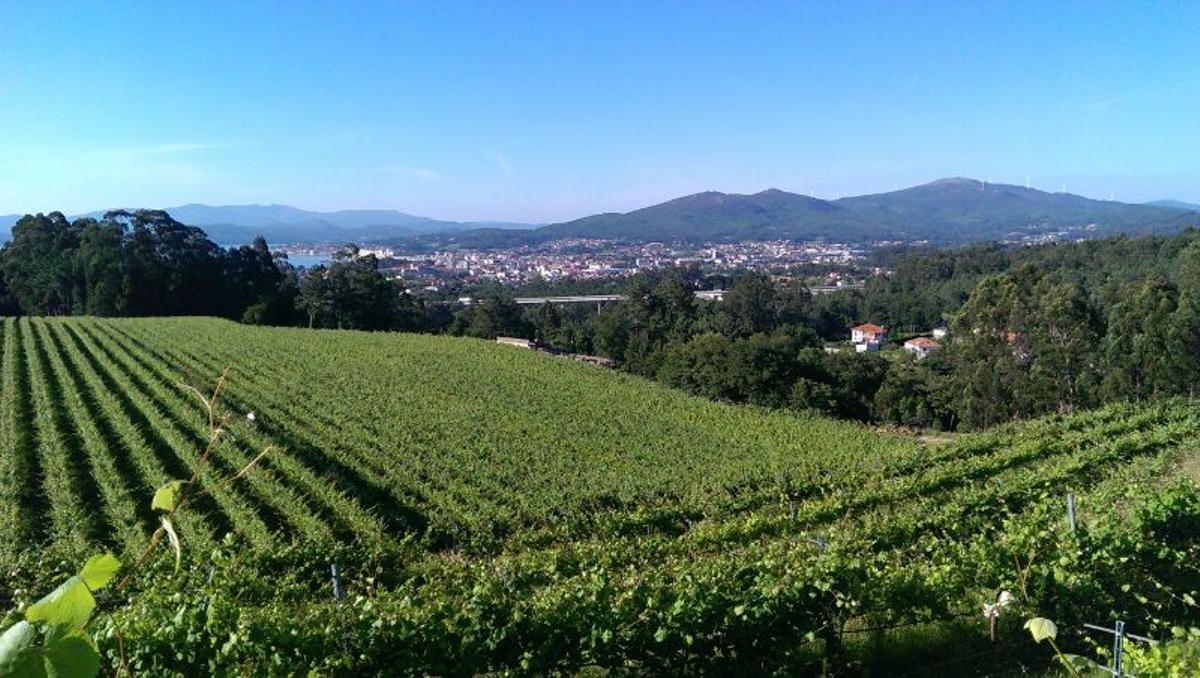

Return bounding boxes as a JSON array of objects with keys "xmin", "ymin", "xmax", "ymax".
[
  {"xmin": 0, "ymin": 554, "xmax": 121, "ymax": 678},
  {"xmin": 296, "ymin": 245, "xmax": 416, "ymax": 331},
  {"xmin": 0, "ymin": 210, "xmax": 295, "ymax": 322},
  {"xmin": 2, "ymin": 317, "xmax": 1200, "ymax": 674},
  {"xmin": 1124, "ymin": 627, "xmax": 1200, "ymax": 676}
]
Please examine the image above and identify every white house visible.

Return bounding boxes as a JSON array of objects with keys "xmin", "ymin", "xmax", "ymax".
[
  {"xmin": 932, "ymin": 326, "xmax": 949, "ymax": 341},
  {"xmin": 903, "ymin": 337, "xmax": 941, "ymax": 359},
  {"xmin": 851, "ymin": 323, "xmax": 887, "ymax": 347}
]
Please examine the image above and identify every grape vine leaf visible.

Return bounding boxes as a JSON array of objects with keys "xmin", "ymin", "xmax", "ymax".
[
  {"xmin": 25, "ymin": 577, "xmax": 95, "ymax": 629},
  {"xmin": 0, "ymin": 621, "xmax": 38, "ymax": 675},
  {"xmin": 1024, "ymin": 617, "xmax": 1058, "ymax": 643},
  {"xmin": 79, "ymin": 554, "xmax": 121, "ymax": 591},
  {"xmin": 152, "ymin": 480, "xmax": 185, "ymax": 513},
  {"xmin": 42, "ymin": 635, "xmax": 101, "ymax": 678}
]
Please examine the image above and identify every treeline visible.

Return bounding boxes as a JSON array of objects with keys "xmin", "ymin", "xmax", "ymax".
[
  {"xmin": 449, "ymin": 269, "xmax": 886, "ymax": 422},
  {"xmin": 0, "ymin": 210, "xmax": 428, "ymax": 331}
]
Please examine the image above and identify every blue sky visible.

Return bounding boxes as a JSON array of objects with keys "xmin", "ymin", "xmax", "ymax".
[{"xmin": 0, "ymin": 1, "xmax": 1196, "ymax": 222}]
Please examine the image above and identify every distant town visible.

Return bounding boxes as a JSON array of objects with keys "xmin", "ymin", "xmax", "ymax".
[{"xmin": 273, "ymin": 238, "xmax": 887, "ymax": 291}]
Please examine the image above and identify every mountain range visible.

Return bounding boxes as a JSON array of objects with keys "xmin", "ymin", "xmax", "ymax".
[
  {"xmin": 1146, "ymin": 199, "xmax": 1200, "ymax": 211},
  {"xmin": 0, "ymin": 205, "xmax": 537, "ymax": 245},
  {"xmin": 405, "ymin": 178, "xmax": 1200, "ymax": 249},
  {"xmin": 2, "ymin": 179, "xmax": 1197, "ymax": 247}
]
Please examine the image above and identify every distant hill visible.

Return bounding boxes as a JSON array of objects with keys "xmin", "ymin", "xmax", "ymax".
[
  {"xmin": 834, "ymin": 178, "xmax": 1195, "ymax": 242},
  {"xmin": 0, "ymin": 204, "xmax": 537, "ymax": 244},
  {"xmin": 85, "ymin": 204, "xmax": 539, "ymax": 244},
  {"xmin": 406, "ymin": 178, "xmax": 1198, "ymax": 248},
  {"xmin": 1147, "ymin": 199, "xmax": 1200, "ymax": 211}
]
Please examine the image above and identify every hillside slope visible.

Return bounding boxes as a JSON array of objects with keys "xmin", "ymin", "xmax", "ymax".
[
  {"xmin": 0, "ymin": 316, "xmax": 913, "ymax": 552},
  {"xmin": 1, "ymin": 317, "xmax": 1198, "ymax": 674}
]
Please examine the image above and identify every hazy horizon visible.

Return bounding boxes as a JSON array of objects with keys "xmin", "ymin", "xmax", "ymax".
[{"xmin": 1, "ymin": 1, "xmax": 1197, "ymax": 221}]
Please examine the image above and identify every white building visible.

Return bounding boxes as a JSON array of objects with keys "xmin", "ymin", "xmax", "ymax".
[
  {"xmin": 851, "ymin": 323, "xmax": 887, "ymax": 347},
  {"xmin": 903, "ymin": 337, "xmax": 941, "ymax": 359}
]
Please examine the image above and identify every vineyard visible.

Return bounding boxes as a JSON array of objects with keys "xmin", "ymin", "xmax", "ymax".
[{"xmin": 2, "ymin": 316, "xmax": 1199, "ymax": 674}]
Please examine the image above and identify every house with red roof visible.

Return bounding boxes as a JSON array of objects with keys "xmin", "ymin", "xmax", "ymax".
[
  {"xmin": 903, "ymin": 336, "xmax": 941, "ymax": 359},
  {"xmin": 851, "ymin": 323, "xmax": 887, "ymax": 352}
]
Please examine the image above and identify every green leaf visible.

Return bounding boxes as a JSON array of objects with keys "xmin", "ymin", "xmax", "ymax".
[
  {"xmin": 1024, "ymin": 617, "xmax": 1058, "ymax": 644},
  {"xmin": 42, "ymin": 636, "xmax": 100, "ymax": 678},
  {"xmin": 25, "ymin": 577, "xmax": 95, "ymax": 629},
  {"xmin": 151, "ymin": 480, "xmax": 185, "ymax": 513},
  {"xmin": 161, "ymin": 516, "xmax": 182, "ymax": 573},
  {"xmin": 78, "ymin": 554, "xmax": 120, "ymax": 591},
  {"xmin": 1061, "ymin": 653, "xmax": 1106, "ymax": 673},
  {"xmin": 0, "ymin": 622, "xmax": 40, "ymax": 676}
]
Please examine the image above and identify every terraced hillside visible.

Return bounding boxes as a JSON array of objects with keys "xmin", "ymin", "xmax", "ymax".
[{"xmin": 0, "ymin": 317, "xmax": 1198, "ymax": 674}]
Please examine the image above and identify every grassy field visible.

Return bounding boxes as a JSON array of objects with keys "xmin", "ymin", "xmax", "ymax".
[{"xmin": 1, "ymin": 316, "xmax": 1198, "ymax": 674}]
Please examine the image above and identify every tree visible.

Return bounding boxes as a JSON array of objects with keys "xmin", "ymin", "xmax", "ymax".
[
  {"xmin": 948, "ymin": 275, "xmax": 1029, "ymax": 428},
  {"xmin": 657, "ymin": 332, "xmax": 816, "ymax": 408},
  {"xmin": 720, "ymin": 272, "xmax": 777, "ymax": 337},
  {"xmin": 451, "ymin": 287, "xmax": 530, "ymax": 339},
  {"xmin": 74, "ymin": 219, "xmax": 127, "ymax": 316},
  {"xmin": 1102, "ymin": 277, "xmax": 1182, "ymax": 402},
  {"xmin": 873, "ymin": 355, "xmax": 954, "ymax": 429},
  {"xmin": 531, "ymin": 302, "xmax": 562, "ymax": 345},
  {"xmin": 225, "ymin": 236, "xmax": 285, "ymax": 319},
  {"xmin": 593, "ymin": 305, "xmax": 631, "ymax": 362},
  {"xmin": 296, "ymin": 265, "xmax": 333, "ymax": 328},
  {"xmin": 1023, "ymin": 280, "xmax": 1102, "ymax": 413},
  {"xmin": 621, "ymin": 269, "xmax": 698, "ymax": 375},
  {"xmin": 0, "ymin": 212, "xmax": 79, "ymax": 315},
  {"xmin": 0, "ymin": 208, "xmax": 309, "ymax": 324},
  {"xmin": 295, "ymin": 246, "xmax": 403, "ymax": 331},
  {"xmin": 821, "ymin": 350, "xmax": 890, "ymax": 421},
  {"xmin": 775, "ymin": 279, "xmax": 814, "ymax": 329}
]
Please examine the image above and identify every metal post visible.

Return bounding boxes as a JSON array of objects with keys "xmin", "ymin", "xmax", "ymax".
[
  {"xmin": 1084, "ymin": 620, "xmax": 1155, "ymax": 677},
  {"xmin": 1067, "ymin": 493, "xmax": 1077, "ymax": 533},
  {"xmin": 1112, "ymin": 620, "xmax": 1125, "ymax": 677},
  {"xmin": 330, "ymin": 562, "xmax": 344, "ymax": 600}
]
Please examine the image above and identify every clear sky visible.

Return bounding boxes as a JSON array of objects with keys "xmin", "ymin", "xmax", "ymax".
[{"xmin": 0, "ymin": 1, "xmax": 1197, "ymax": 222}]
